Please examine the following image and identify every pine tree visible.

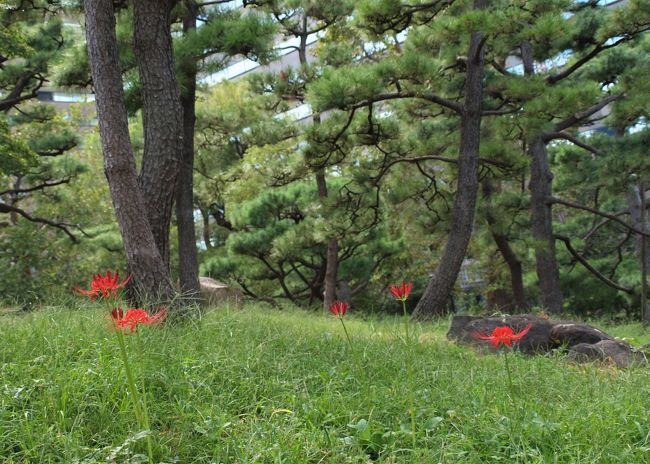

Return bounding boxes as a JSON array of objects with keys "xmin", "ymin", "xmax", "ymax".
[
  {"xmin": 84, "ymin": 0, "xmax": 176, "ymax": 302},
  {"xmin": 1, "ymin": 2, "xmax": 82, "ymax": 240}
]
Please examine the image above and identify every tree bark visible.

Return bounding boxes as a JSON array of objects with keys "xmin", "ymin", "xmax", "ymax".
[
  {"xmin": 323, "ymin": 238, "xmax": 339, "ymax": 308},
  {"xmin": 175, "ymin": 0, "xmax": 201, "ymax": 299},
  {"xmin": 521, "ymin": 41, "xmax": 564, "ymax": 313},
  {"xmin": 639, "ymin": 183, "xmax": 650, "ymax": 327},
  {"xmin": 528, "ymin": 137, "xmax": 564, "ymax": 313},
  {"xmin": 316, "ymin": 168, "xmax": 339, "ymax": 310},
  {"xmin": 482, "ymin": 179, "xmax": 527, "ymax": 310},
  {"xmin": 628, "ymin": 183, "xmax": 650, "ymax": 324},
  {"xmin": 296, "ymin": 18, "xmax": 339, "ymax": 311},
  {"xmin": 412, "ymin": 2, "xmax": 487, "ymax": 319},
  {"xmin": 133, "ymin": 0, "xmax": 183, "ymax": 268},
  {"xmin": 627, "ymin": 184, "xmax": 650, "ymax": 270},
  {"xmin": 84, "ymin": 0, "xmax": 174, "ymax": 303}
]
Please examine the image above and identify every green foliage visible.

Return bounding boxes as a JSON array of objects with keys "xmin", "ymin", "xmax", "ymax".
[
  {"xmin": 202, "ymin": 180, "xmax": 402, "ymax": 301},
  {"xmin": 3, "ymin": 0, "xmax": 650, "ymax": 317},
  {"xmin": 0, "ymin": 118, "xmax": 37, "ymax": 175},
  {"xmin": 175, "ymin": 9, "xmax": 276, "ymax": 74}
]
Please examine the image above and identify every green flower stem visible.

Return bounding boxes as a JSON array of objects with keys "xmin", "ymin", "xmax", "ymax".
[
  {"xmin": 115, "ymin": 327, "xmax": 153, "ymax": 464},
  {"xmin": 401, "ymin": 299, "xmax": 410, "ymax": 341},
  {"xmin": 503, "ymin": 349, "xmax": 514, "ymax": 400},
  {"xmin": 135, "ymin": 331, "xmax": 154, "ymax": 463},
  {"xmin": 407, "ymin": 358, "xmax": 417, "ymax": 454},
  {"xmin": 502, "ymin": 348, "xmax": 521, "ymax": 446},
  {"xmin": 401, "ymin": 298, "xmax": 417, "ymax": 454},
  {"xmin": 503, "ymin": 348, "xmax": 519, "ymax": 414},
  {"xmin": 338, "ymin": 316, "xmax": 352, "ymax": 348},
  {"xmin": 115, "ymin": 328, "xmax": 144, "ymax": 423}
]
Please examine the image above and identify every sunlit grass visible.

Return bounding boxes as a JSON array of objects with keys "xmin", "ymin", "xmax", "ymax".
[{"xmin": 1, "ymin": 304, "xmax": 649, "ymax": 463}]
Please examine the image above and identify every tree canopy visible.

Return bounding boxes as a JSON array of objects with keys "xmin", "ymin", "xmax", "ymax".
[{"xmin": 1, "ymin": 0, "xmax": 649, "ymax": 319}]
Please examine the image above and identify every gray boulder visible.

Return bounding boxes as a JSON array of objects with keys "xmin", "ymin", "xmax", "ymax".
[
  {"xmin": 448, "ymin": 314, "xmax": 646, "ymax": 368},
  {"xmin": 549, "ymin": 323, "xmax": 613, "ymax": 346},
  {"xmin": 568, "ymin": 340, "xmax": 647, "ymax": 368},
  {"xmin": 447, "ymin": 314, "xmax": 556, "ymax": 354}
]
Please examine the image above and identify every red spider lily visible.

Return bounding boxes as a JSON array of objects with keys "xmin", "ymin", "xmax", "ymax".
[
  {"xmin": 329, "ymin": 301, "xmax": 348, "ymax": 317},
  {"xmin": 111, "ymin": 307, "xmax": 167, "ymax": 333},
  {"xmin": 389, "ymin": 281, "xmax": 413, "ymax": 301},
  {"xmin": 473, "ymin": 324, "xmax": 532, "ymax": 348},
  {"xmin": 74, "ymin": 271, "xmax": 131, "ymax": 299}
]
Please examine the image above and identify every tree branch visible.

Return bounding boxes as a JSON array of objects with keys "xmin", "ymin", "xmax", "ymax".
[
  {"xmin": 555, "ymin": 234, "xmax": 634, "ymax": 294},
  {"xmin": 582, "ymin": 210, "xmax": 629, "ymax": 242},
  {"xmin": 491, "ymin": 60, "xmax": 512, "ymax": 76},
  {"xmin": 543, "ymin": 131, "xmax": 603, "ymax": 156},
  {"xmin": 0, "ymin": 73, "xmax": 46, "ymax": 112},
  {"xmin": 0, "ymin": 202, "xmax": 79, "ymax": 242},
  {"xmin": 198, "ymin": 0, "xmax": 236, "ymax": 5},
  {"xmin": 0, "ymin": 178, "xmax": 71, "ymax": 196},
  {"xmin": 552, "ymin": 93, "xmax": 621, "ymax": 133},
  {"xmin": 351, "ymin": 90, "xmax": 463, "ymax": 114},
  {"xmin": 546, "ymin": 36, "xmax": 632, "ymax": 85},
  {"xmin": 549, "ymin": 196, "xmax": 650, "ymax": 236}
]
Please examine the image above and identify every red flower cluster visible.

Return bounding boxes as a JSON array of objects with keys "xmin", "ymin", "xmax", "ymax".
[
  {"xmin": 389, "ymin": 281, "xmax": 413, "ymax": 301},
  {"xmin": 111, "ymin": 307, "xmax": 167, "ymax": 333},
  {"xmin": 329, "ymin": 301, "xmax": 348, "ymax": 317},
  {"xmin": 474, "ymin": 324, "xmax": 532, "ymax": 348},
  {"xmin": 74, "ymin": 271, "xmax": 131, "ymax": 299}
]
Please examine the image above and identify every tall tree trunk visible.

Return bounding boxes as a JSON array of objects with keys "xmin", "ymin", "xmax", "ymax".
[
  {"xmin": 316, "ymin": 167, "xmax": 339, "ymax": 310},
  {"xmin": 482, "ymin": 179, "xmax": 527, "ymax": 310},
  {"xmin": 627, "ymin": 183, "xmax": 650, "ymax": 324},
  {"xmin": 412, "ymin": 3, "xmax": 487, "ymax": 319},
  {"xmin": 133, "ymin": 0, "xmax": 183, "ymax": 268},
  {"xmin": 642, "ymin": 183, "xmax": 649, "ymax": 325},
  {"xmin": 296, "ymin": 22, "xmax": 339, "ymax": 311},
  {"xmin": 521, "ymin": 41, "xmax": 564, "ymax": 313},
  {"xmin": 175, "ymin": 0, "xmax": 201, "ymax": 299},
  {"xmin": 528, "ymin": 137, "xmax": 563, "ymax": 313},
  {"xmin": 84, "ymin": 0, "xmax": 174, "ymax": 302}
]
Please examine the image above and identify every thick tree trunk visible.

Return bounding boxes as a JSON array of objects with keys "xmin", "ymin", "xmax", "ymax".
[
  {"xmin": 84, "ymin": 0, "xmax": 174, "ymax": 302},
  {"xmin": 482, "ymin": 179, "xmax": 527, "ymax": 310},
  {"xmin": 412, "ymin": 14, "xmax": 486, "ymax": 319},
  {"xmin": 521, "ymin": 41, "xmax": 563, "ymax": 313},
  {"xmin": 175, "ymin": 0, "xmax": 201, "ymax": 299},
  {"xmin": 133, "ymin": 0, "xmax": 183, "ymax": 267}
]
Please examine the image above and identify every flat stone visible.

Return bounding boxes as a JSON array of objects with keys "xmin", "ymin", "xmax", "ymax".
[
  {"xmin": 568, "ymin": 340, "xmax": 647, "ymax": 368},
  {"xmin": 199, "ymin": 276, "xmax": 243, "ymax": 307}
]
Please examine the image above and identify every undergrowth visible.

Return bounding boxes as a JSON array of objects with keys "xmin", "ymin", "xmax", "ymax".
[{"xmin": 1, "ymin": 304, "xmax": 649, "ymax": 463}]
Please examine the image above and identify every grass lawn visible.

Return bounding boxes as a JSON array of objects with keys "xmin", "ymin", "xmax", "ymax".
[{"xmin": 1, "ymin": 304, "xmax": 650, "ymax": 463}]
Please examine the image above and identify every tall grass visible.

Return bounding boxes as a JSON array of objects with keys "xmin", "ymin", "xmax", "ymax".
[{"xmin": 1, "ymin": 304, "xmax": 649, "ymax": 463}]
